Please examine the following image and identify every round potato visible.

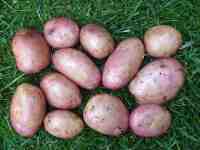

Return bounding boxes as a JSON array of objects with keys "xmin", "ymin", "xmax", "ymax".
[
  {"xmin": 83, "ymin": 94, "xmax": 129, "ymax": 136},
  {"xmin": 44, "ymin": 17, "xmax": 79, "ymax": 48},
  {"xmin": 40, "ymin": 72, "xmax": 81, "ymax": 109},
  {"xmin": 44, "ymin": 110, "xmax": 84, "ymax": 139},
  {"xmin": 103, "ymin": 38, "xmax": 144, "ymax": 90},
  {"xmin": 144, "ymin": 25, "xmax": 182, "ymax": 57},
  {"xmin": 10, "ymin": 83, "xmax": 46, "ymax": 137},
  {"xmin": 52, "ymin": 48, "xmax": 101, "ymax": 89},
  {"xmin": 129, "ymin": 104, "xmax": 171, "ymax": 137},
  {"xmin": 129, "ymin": 58, "xmax": 184, "ymax": 104},
  {"xmin": 80, "ymin": 24, "xmax": 114, "ymax": 59},
  {"xmin": 12, "ymin": 28, "xmax": 50, "ymax": 74}
]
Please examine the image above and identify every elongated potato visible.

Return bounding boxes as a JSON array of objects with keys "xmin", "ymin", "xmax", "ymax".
[
  {"xmin": 52, "ymin": 48, "xmax": 101, "ymax": 89},
  {"xmin": 129, "ymin": 104, "xmax": 171, "ymax": 137},
  {"xmin": 144, "ymin": 25, "xmax": 182, "ymax": 57},
  {"xmin": 44, "ymin": 110, "xmax": 84, "ymax": 139},
  {"xmin": 10, "ymin": 83, "xmax": 46, "ymax": 137},
  {"xmin": 129, "ymin": 58, "xmax": 184, "ymax": 104},
  {"xmin": 12, "ymin": 28, "xmax": 50, "ymax": 74},
  {"xmin": 83, "ymin": 94, "xmax": 129, "ymax": 136},
  {"xmin": 44, "ymin": 17, "xmax": 79, "ymax": 48},
  {"xmin": 80, "ymin": 24, "xmax": 114, "ymax": 59},
  {"xmin": 40, "ymin": 72, "xmax": 81, "ymax": 109},
  {"xmin": 103, "ymin": 38, "xmax": 145, "ymax": 90}
]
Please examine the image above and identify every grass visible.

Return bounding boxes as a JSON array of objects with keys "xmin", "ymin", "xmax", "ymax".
[{"xmin": 0, "ymin": 0, "xmax": 200, "ymax": 149}]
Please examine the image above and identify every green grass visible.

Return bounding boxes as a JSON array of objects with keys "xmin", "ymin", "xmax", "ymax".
[{"xmin": 0, "ymin": 0, "xmax": 200, "ymax": 149}]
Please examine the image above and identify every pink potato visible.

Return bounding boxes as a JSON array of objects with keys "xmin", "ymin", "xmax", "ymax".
[
  {"xmin": 52, "ymin": 48, "xmax": 101, "ymax": 89},
  {"xmin": 44, "ymin": 110, "xmax": 84, "ymax": 139},
  {"xmin": 12, "ymin": 28, "xmax": 50, "ymax": 74},
  {"xmin": 10, "ymin": 83, "xmax": 46, "ymax": 137},
  {"xmin": 129, "ymin": 58, "xmax": 184, "ymax": 104},
  {"xmin": 83, "ymin": 94, "xmax": 129, "ymax": 136},
  {"xmin": 40, "ymin": 72, "xmax": 81, "ymax": 109},
  {"xmin": 129, "ymin": 104, "xmax": 171, "ymax": 137},
  {"xmin": 103, "ymin": 38, "xmax": 145, "ymax": 90},
  {"xmin": 44, "ymin": 17, "xmax": 79, "ymax": 48},
  {"xmin": 144, "ymin": 25, "xmax": 182, "ymax": 57},
  {"xmin": 80, "ymin": 24, "xmax": 115, "ymax": 59}
]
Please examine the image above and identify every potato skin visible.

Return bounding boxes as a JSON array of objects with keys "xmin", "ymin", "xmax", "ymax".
[
  {"xmin": 40, "ymin": 72, "xmax": 81, "ymax": 109},
  {"xmin": 44, "ymin": 110, "xmax": 84, "ymax": 139},
  {"xmin": 44, "ymin": 17, "xmax": 79, "ymax": 48},
  {"xmin": 52, "ymin": 48, "xmax": 101, "ymax": 89},
  {"xmin": 144, "ymin": 25, "xmax": 182, "ymax": 57},
  {"xmin": 12, "ymin": 28, "xmax": 50, "ymax": 74},
  {"xmin": 80, "ymin": 24, "xmax": 114, "ymax": 59},
  {"xmin": 129, "ymin": 104, "xmax": 171, "ymax": 137},
  {"xmin": 103, "ymin": 38, "xmax": 144, "ymax": 90},
  {"xmin": 83, "ymin": 94, "xmax": 129, "ymax": 136},
  {"xmin": 129, "ymin": 58, "xmax": 184, "ymax": 104},
  {"xmin": 10, "ymin": 83, "xmax": 46, "ymax": 137}
]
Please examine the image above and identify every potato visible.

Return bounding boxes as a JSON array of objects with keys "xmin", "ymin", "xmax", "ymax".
[
  {"xmin": 129, "ymin": 58, "xmax": 184, "ymax": 104},
  {"xmin": 44, "ymin": 110, "xmax": 84, "ymax": 139},
  {"xmin": 52, "ymin": 48, "xmax": 101, "ymax": 89},
  {"xmin": 10, "ymin": 83, "xmax": 46, "ymax": 137},
  {"xmin": 103, "ymin": 38, "xmax": 144, "ymax": 90},
  {"xmin": 44, "ymin": 17, "xmax": 79, "ymax": 48},
  {"xmin": 83, "ymin": 94, "xmax": 129, "ymax": 136},
  {"xmin": 12, "ymin": 28, "xmax": 50, "ymax": 74},
  {"xmin": 40, "ymin": 72, "xmax": 81, "ymax": 109},
  {"xmin": 129, "ymin": 104, "xmax": 171, "ymax": 137},
  {"xmin": 80, "ymin": 24, "xmax": 114, "ymax": 59},
  {"xmin": 144, "ymin": 25, "xmax": 182, "ymax": 57}
]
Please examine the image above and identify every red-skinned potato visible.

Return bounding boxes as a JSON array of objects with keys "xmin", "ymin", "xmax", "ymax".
[
  {"xmin": 129, "ymin": 104, "xmax": 171, "ymax": 137},
  {"xmin": 44, "ymin": 17, "xmax": 79, "ymax": 48},
  {"xmin": 52, "ymin": 48, "xmax": 101, "ymax": 89},
  {"xmin": 80, "ymin": 24, "xmax": 114, "ymax": 59},
  {"xmin": 44, "ymin": 110, "xmax": 84, "ymax": 139},
  {"xmin": 83, "ymin": 94, "xmax": 129, "ymax": 136},
  {"xmin": 103, "ymin": 38, "xmax": 145, "ymax": 90},
  {"xmin": 40, "ymin": 72, "xmax": 81, "ymax": 109},
  {"xmin": 10, "ymin": 83, "xmax": 46, "ymax": 137},
  {"xmin": 12, "ymin": 28, "xmax": 50, "ymax": 74},
  {"xmin": 144, "ymin": 25, "xmax": 182, "ymax": 57},
  {"xmin": 129, "ymin": 58, "xmax": 184, "ymax": 104}
]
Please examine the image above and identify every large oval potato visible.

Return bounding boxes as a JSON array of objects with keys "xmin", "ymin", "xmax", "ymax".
[
  {"xmin": 12, "ymin": 28, "xmax": 50, "ymax": 74},
  {"xmin": 52, "ymin": 48, "xmax": 101, "ymax": 89},
  {"xmin": 44, "ymin": 110, "xmax": 84, "ymax": 139},
  {"xmin": 10, "ymin": 83, "xmax": 46, "ymax": 137},
  {"xmin": 40, "ymin": 72, "xmax": 81, "ymax": 109},
  {"xmin": 144, "ymin": 25, "xmax": 182, "ymax": 57},
  {"xmin": 44, "ymin": 17, "xmax": 79, "ymax": 48},
  {"xmin": 80, "ymin": 24, "xmax": 114, "ymax": 59},
  {"xmin": 129, "ymin": 58, "xmax": 184, "ymax": 104},
  {"xmin": 103, "ymin": 38, "xmax": 145, "ymax": 90},
  {"xmin": 83, "ymin": 94, "xmax": 129, "ymax": 136},
  {"xmin": 129, "ymin": 104, "xmax": 171, "ymax": 137}
]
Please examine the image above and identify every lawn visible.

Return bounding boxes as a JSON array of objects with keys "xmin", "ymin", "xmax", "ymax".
[{"xmin": 0, "ymin": 0, "xmax": 200, "ymax": 149}]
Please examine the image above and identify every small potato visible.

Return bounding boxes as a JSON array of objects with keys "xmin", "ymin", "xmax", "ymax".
[
  {"xmin": 80, "ymin": 24, "xmax": 114, "ymax": 59},
  {"xmin": 129, "ymin": 58, "xmax": 184, "ymax": 104},
  {"xmin": 83, "ymin": 94, "xmax": 129, "ymax": 136},
  {"xmin": 144, "ymin": 25, "xmax": 182, "ymax": 57},
  {"xmin": 129, "ymin": 104, "xmax": 171, "ymax": 137},
  {"xmin": 103, "ymin": 38, "xmax": 144, "ymax": 90},
  {"xmin": 44, "ymin": 17, "xmax": 79, "ymax": 48},
  {"xmin": 12, "ymin": 28, "xmax": 50, "ymax": 74},
  {"xmin": 44, "ymin": 110, "xmax": 84, "ymax": 139},
  {"xmin": 40, "ymin": 72, "xmax": 81, "ymax": 109},
  {"xmin": 10, "ymin": 83, "xmax": 46, "ymax": 137},
  {"xmin": 52, "ymin": 48, "xmax": 101, "ymax": 89}
]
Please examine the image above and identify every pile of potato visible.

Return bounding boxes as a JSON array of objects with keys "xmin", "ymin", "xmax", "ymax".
[{"xmin": 10, "ymin": 17, "xmax": 184, "ymax": 139}]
